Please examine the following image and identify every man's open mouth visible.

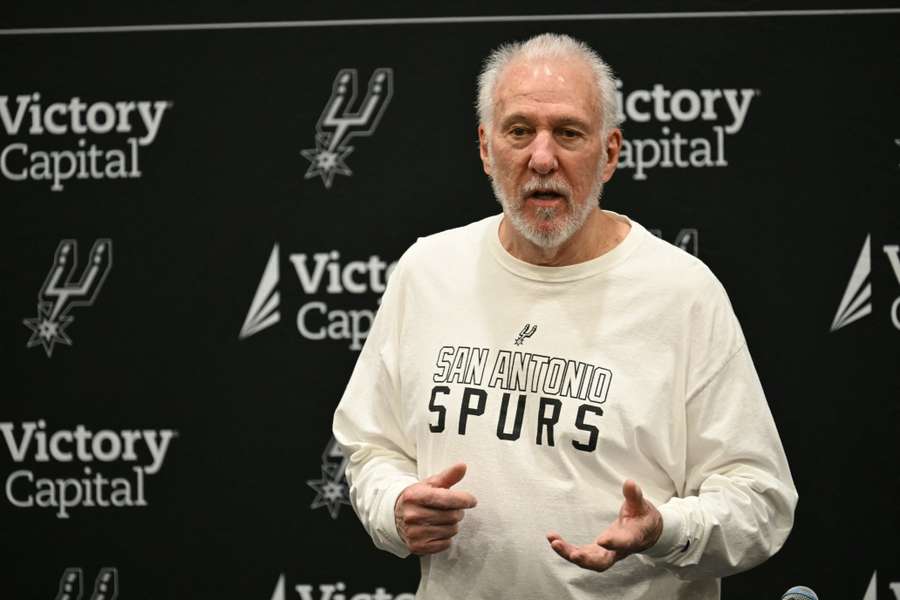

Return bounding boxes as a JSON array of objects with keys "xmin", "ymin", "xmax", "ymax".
[{"xmin": 528, "ymin": 190, "xmax": 565, "ymax": 201}]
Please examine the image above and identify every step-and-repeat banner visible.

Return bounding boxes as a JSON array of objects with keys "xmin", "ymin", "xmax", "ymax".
[{"xmin": 2, "ymin": 9, "xmax": 898, "ymax": 600}]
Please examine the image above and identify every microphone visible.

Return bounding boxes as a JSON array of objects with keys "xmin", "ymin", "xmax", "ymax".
[{"xmin": 781, "ymin": 586, "xmax": 818, "ymax": 600}]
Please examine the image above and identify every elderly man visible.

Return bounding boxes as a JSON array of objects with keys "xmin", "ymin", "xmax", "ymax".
[{"xmin": 333, "ymin": 33, "xmax": 797, "ymax": 599}]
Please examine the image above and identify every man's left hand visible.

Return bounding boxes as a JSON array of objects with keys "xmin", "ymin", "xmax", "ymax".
[{"xmin": 546, "ymin": 479, "xmax": 663, "ymax": 572}]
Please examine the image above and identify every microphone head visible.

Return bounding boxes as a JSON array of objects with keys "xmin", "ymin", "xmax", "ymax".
[{"xmin": 782, "ymin": 586, "xmax": 818, "ymax": 600}]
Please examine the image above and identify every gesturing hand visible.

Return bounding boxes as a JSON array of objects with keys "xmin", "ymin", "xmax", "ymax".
[
  {"xmin": 395, "ymin": 463, "xmax": 477, "ymax": 555},
  {"xmin": 547, "ymin": 480, "xmax": 663, "ymax": 572}
]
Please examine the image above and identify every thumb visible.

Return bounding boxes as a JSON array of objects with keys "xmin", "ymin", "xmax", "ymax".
[
  {"xmin": 622, "ymin": 480, "xmax": 645, "ymax": 512},
  {"xmin": 426, "ymin": 462, "xmax": 467, "ymax": 489}
]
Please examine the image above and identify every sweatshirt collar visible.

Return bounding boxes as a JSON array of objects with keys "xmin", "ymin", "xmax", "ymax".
[{"xmin": 486, "ymin": 209, "xmax": 646, "ymax": 282}]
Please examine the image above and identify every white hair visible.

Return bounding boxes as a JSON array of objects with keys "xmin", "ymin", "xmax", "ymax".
[{"xmin": 477, "ymin": 33, "xmax": 622, "ymax": 136}]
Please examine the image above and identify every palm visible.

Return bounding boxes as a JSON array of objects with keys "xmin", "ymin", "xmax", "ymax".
[{"xmin": 547, "ymin": 480, "xmax": 662, "ymax": 573}]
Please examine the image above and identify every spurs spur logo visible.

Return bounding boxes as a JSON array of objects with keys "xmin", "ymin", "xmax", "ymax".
[
  {"xmin": 306, "ymin": 436, "xmax": 350, "ymax": 519},
  {"xmin": 54, "ymin": 567, "xmax": 118, "ymax": 600},
  {"xmin": 301, "ymin": 68, "xmax": 394, "ymax": 189},
  {"xmin": 23, "ymin": 239, "xmax": 112, "ymax": 357},
  {"xmin": 514, "ymin": 323, "xmax": 537, "ymax": 346}
]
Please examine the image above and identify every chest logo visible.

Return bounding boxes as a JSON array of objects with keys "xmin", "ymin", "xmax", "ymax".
[{"xmin": 514, "ymin": 323, "xmax": 537, "ymax": 346}]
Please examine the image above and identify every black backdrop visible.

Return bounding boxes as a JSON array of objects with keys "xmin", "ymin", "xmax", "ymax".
[{"xmin": 2, "ymin": 3, "xmax": 899, "ymax": 599}]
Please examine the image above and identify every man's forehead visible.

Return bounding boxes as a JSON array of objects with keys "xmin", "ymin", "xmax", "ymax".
[
  {"xmin": 501, "ymin": 56, "xmax": 591, "ymax": 83},
  {"xmin": 492, "ymin": 56, "xmax": 599, "ymax": 121}
]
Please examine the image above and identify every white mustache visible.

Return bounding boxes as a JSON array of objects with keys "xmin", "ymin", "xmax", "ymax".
[{"xmin": 520, "ymin": 177, "xmax": 571, "ymax": 198}]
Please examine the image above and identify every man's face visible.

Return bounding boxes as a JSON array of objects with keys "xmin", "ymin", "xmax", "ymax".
[{"xmin": 479, "ymin": 57, "xmax": 620, "ymax": 248}]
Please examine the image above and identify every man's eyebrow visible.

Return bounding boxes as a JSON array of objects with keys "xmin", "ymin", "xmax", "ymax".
[
  {"xmin": 498, "ymin": 113, "xmax": 532, "ymax": 129},
  {"xmin": 553, "ymin": 116, "xmax": 592, "ymax": 130},
  {"xmin": 497, "ymin": 113, "xmax": 593, "ymax": 130}
]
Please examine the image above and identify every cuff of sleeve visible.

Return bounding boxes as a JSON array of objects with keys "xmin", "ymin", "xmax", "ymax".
[
  {"xmin": 641, "ymin": 503, "xmax": 687, "ymax": 559},
  {"xmin": 372, "ymin": 476, "xmax": 419, "ymax": 558}
]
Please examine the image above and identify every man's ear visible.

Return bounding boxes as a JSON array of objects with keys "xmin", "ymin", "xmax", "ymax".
[
  {"xmin": 478, "ymin": 124, "xmax": 492, "ymax": 176},
  {"xmin": 601, "ymin": 128, "xmax": 623, "ymax": 183}
]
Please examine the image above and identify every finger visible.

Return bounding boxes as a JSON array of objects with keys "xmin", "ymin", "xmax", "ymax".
[
  {"xmin": 549, "ymin": 538, "xmax": 618, "ymax": 572},
  {"xmin": 403, "ymin": 507, "xmax": 465, "ymax": 526},
  {"xmin": 424, "ymin": 508, "xmax": 465, "ymax": 525},
  {"xmin": 412, "ymin": 538, "xmax": 452, "ymax": 555},
  {"xmin": 547, "ymin": 534, "xmax": 579, "ymax": 562},
  {"xmin": 425, "ymin": 462, "xmax": 467, "ymax": 489},
  {"xmin": 622, "ymin": 479, "xmax": 644, "ymax": 512},
  {"xmin": 418, "ymin": 487, "xmax": 477, "ymax": 510},
  {"xmin": 406, "ymin": 523, "xmax": 460, "ymax": 542}
]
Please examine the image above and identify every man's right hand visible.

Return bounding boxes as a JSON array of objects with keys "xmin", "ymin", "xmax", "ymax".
[{"xmin": 394, "ymin": 462, "xmax": 477, "ymax": 555}]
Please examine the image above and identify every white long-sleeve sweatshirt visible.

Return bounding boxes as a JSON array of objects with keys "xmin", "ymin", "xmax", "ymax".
[{"xmin": 333, "ymin": 211, "xmax": 798, "ymax": 600}]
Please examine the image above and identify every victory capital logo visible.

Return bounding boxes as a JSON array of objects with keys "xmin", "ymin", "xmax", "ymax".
[
  {"xmin": 830, "ymin": 234, "xmax": 900, "ymax": 332},
  {"xmin": 23, "ymin": 239, "xmax": 112, "ymax": 357},
  {"xmin": 301, "ymin": 68, "xmax": 394, "ymax": 189},
  {"xmin": 238, "ymin": 243, "xmax": 397, "ymax": 351}
]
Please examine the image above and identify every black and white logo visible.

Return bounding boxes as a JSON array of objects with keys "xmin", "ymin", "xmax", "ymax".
[
  {"xmin": 1, "ymin": 93, "xmax": 171, "ymax": 191},
  {"xmin": 429, "ymin": 345, "xmax": 613, "ymax": 455},
  {"xmin": 23, "ymin": 239, "xmax": 112, "ymax": 357},
  {"xmin": 306, "ymin": 436, "xmax": 350, "ymax": 519},
  {"xmin": 301, "ymin": 68, "xmax": 393, "ymax": 189},
  {"xmin": 239, "ymin": 244, "xmax": 397, "ymax": 350},
  {"xmin": 614, "ymin": 81, "xmax": 758, "ymax": 181},
  {"xmin": 270, "ymin": 574, "xmax": 413, "ymax": 600},
  {"xmin": 514, "ymin": 324, "xmax": 537, "ymax": 346},
  {"xmin": 240, "ymin": 244, "xmax": 281, "ymax": 339},
  {"xmin": 831, "ymin": 234, "xmax": 900, "ymax": 332},
  {"xmin": 54, "ymin": 567, "xmax": 118, "ymax": 600},
  {"xmin": 862, "ymin": 570, "xmax": 900, "ymax": 600},
  {"xmin": 1, "ymin": 419, "xmax": 177, "ymax": 518}
]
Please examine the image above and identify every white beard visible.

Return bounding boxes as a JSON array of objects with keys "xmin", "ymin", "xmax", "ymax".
[{"xmin": 489, "ymin": 147, "xmax": 606, "ymax": 249}]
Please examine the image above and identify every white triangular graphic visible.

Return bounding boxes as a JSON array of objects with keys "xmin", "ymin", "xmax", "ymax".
[
  {"xmin": 863, "ymin": 570, "xmax": 877, "ymax": 600},
  {"xmin": 831, "ymin": 235, "xmax": 872, "ymax": 332},
  {"xmin": 239, "ymin": 244, "xmax": 281, "ymax": 339},
  {"xmin": 270, "ymin": 574, "xmax": 286, "ymax": 600}
]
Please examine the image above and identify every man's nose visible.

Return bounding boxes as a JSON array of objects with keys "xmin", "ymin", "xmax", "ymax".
[{"xmin": 528, "ymin": 131, "xmax": 559, "ymax": 175}]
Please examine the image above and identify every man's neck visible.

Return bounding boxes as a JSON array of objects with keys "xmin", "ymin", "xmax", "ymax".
[{"xmin": 499, "ymin": 208, "xmax": 631, "ymax": 267}]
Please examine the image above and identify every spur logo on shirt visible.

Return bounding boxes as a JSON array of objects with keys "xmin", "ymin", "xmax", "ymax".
[
  {"xmin": 239, "ymin": 244, "xmax": 397, "ymax": 350},
  {"xmin": 0, "ymin": 93, "xmax": 171, "ymax": 191},
  {"xmin": 269, "ymin": 574, "xmax": 414, "ymax": 600},
  {"xmin": 53, "ymin": 567, "xmax": 118, "ymax": 600},
  {"xmin": 301, "ymin": 68, "xmax": 394, "ymax": 189},
  {"xmin": 428, "ymin": 345, "xmax": 613, "ymax": 454},
  {"xmin": 614, "ymin": 80, "xmax": 759, "ymax": 181},
  {"xmin": 513, "ymin": 323, "xmax": 537, "ymax": 346},
  {"xmin": 22, "ymin": 239, "xmax": 112, "ymax": 357}
]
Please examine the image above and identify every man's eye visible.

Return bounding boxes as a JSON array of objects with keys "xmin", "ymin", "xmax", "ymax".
[
  {"xmin": 559, "ymin": 129, "xmax": 581, "ymax": 139},
  {"xmin": 510, "ymin": 127, "xmax": 529, "ymax": 137}
]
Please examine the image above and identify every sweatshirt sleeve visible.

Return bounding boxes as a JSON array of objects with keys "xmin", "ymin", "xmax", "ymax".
[
  {"xmin": 332, "ymin": 253, "xmax": 419, "ymax": 558},
  {"xmin": 638, "ymin": 277, "xmax": 798, "ymax": 579}
]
